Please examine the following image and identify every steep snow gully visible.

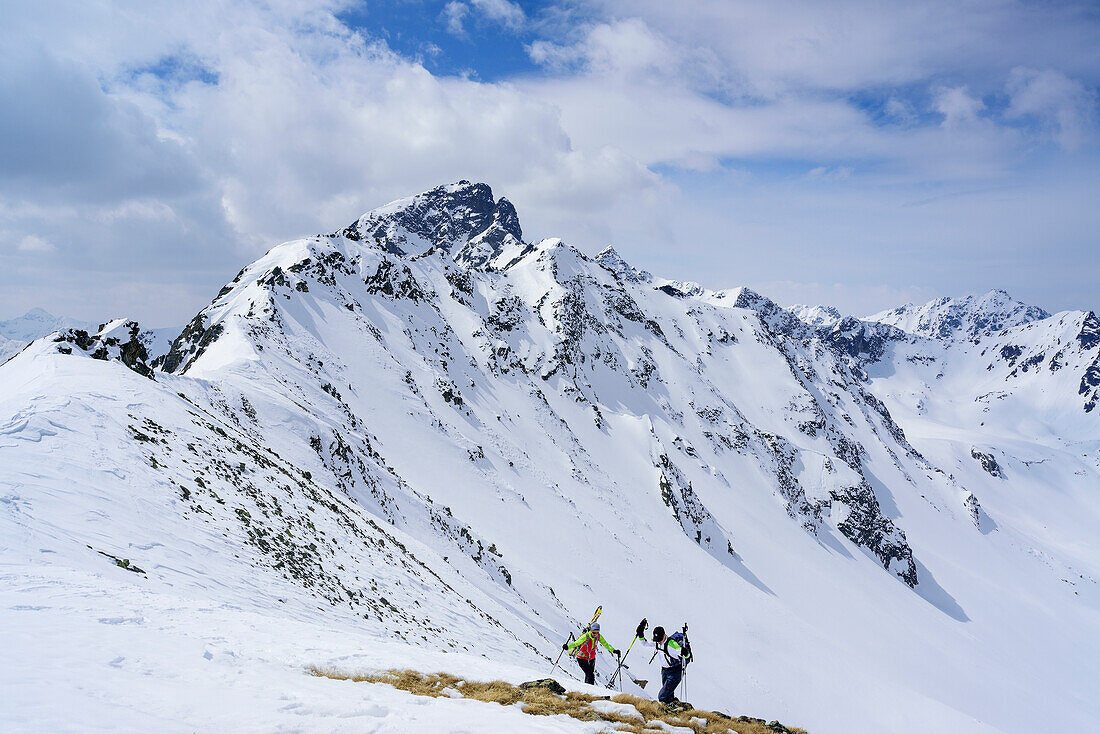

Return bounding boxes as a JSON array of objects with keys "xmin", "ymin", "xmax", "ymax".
[{"xmin": 3, "ymin": 182, "xmax": 1099, "ymax": 733}]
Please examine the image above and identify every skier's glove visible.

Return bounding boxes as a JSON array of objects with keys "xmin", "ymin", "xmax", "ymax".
[
  {"xmin": 614, "ymin": 649, "xmax": 620, "ymax": 656},
  {"xmin": 562, "ymin": 643, "xmax": 569, "ymax": 650},
  {"xmin": 636, "ymin": 619, "xmax": 647, "ymax": 639}
]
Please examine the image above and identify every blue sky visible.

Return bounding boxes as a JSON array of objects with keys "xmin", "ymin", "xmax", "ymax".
[
  {"xmin": 1, "ymin": 0, "xmax": 1098, "ymax": 326},
  {"xmin": 337, "ymin": 1, "xmax": 543, "ymax": 79}
]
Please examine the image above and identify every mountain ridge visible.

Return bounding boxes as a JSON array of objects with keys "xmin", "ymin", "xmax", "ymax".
[{"xmin": 865, "ymin": 288, "xmax": 1052, "ymax": 341}]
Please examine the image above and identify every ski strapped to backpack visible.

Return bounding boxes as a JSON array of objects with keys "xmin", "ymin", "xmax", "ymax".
[{"xmin": 585, "ymin": 605, "xmax": 602, "ymax": 631}]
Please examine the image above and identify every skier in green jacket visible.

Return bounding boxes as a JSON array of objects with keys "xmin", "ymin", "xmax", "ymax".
[{"xmin": 563, "ymin": 622, "xmax": 619, "ymax": 685}]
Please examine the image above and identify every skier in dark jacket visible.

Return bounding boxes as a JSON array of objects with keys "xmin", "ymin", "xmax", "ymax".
[
  {"xmin": 638, "ymin": 625, "xmax": 691, "ymax": 704},
  {"xmin": 563, "ymin": 622, "xmax": 619, "ymax": 685}
]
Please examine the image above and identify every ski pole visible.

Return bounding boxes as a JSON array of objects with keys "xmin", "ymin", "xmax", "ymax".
[
  {"xmin": 550, "ymin": 631, "xmax": 575, "ymax": 675},
  {"xmin": 681, "ymin": 623, "xmax": 689, "ymax": 700},
  {"xmin": 611, "ymin": 618, "xmax": 646, "ymax": 686}
]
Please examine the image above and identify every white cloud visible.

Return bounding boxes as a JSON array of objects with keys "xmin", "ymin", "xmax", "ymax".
[
  {"xmin": 442, "ymin": 2, "xmax": 469, "ymax": 37},
  {"xmin": 581, "ymin": 0, "xmax": 1100, "ymax": 97},
  {"xmin": 933, "ymin": 86, "xmax": 985, "ymax": 128},
  {"xmin": 932, "ymin": 87, "xmax": 985, "ymax": 129},
  {"xmin": 806, "ymin": 166, "xmax": 853, "ymax": 182},
  {"xmin": 444, "ymin": 0, "xmax": 525, "ymax": 36},
  {"xmin": 528, "ymin": 18, "xmax": 718, "ymax": 87},
  {"xmin": 0, "ymin": 1, "xmax": 668, "ymax": 326},
  {"xmin": 0, "ymin": 46, "xmax": 203, "ymax": 204},
  {"xmin": 16, "ymin": 235, "xmax": 55, "ymax": 253},
  {"xmin": 0, "ymin": 0, "xmax": 1097, "ymax": 325},
  {"xmin": 884, "ymin": 96, "xmax": 917, "ymax": 126},
  {"xmin": 470, "ymin": 0, "xmax": 525, "ymax": 30},
  {"xmin": 1006, "ymin": 67, "xmax": 1096, "ymax": 150},
  {"xmin": 163, "ymin": 35, "xmax": 663, "ymax": 247},
  {"xmin": 519, "ymin": 16, "xmax": 1047, "ymax": 186}
]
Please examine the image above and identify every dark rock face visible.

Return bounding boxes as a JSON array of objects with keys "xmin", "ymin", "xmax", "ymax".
[
  {"xmin": 731, "ymin": 289, "xmax": 807, "ymax": 338},
  {"xmin": 118, "ymin": 324, "xmax": 151, "ymax": 375},
  {"xmin": 824, "ymin": 317, "xmax": 905, "ymax": 364},
  {"xmin": 1081, "ymin": 358, "xmax": 1100, "ymax": 413},
  {"xmin": 756, "ymin": 426, "xmax": 918, "ymax": 587},
  {"xmin": 971, "ymin": 448, "xmax": 1003, "ymax": 478},
  {"xmin": 1000, "ymin": 344, "xmax": 1023, "ymax": 366},
  {"xmin": 964, "ymin": 492, "xmax": 985, "ymax": 530},
  {"xmin": 54, "ymin": 321, "xmax": 155, "ymax": 379},
  {"xmin": 832, "ymin": 481, "xmax": 919, "ymax": 587},
  {"xmin": 657, "ymin": 453, "xmax": 734, "ymax": 558},
  {"xmin": 1075, "ymin": 313, "xmax": 1100, "ymax": 412},
  {"xmin": 341, "ymin": 181, "xmax": 526, "ymax": 268},
  {"xmin": 478, "ymin": 198, "xmax": 522, "ymax": 250},
  {"xmin": 1078, "ymin": 311, "xmax": 1100, "ymax": 351},
  {"xmin": 364, "ymin": 259, "xmax": 432, "ymax": 302},
  {"xmin": 157, "ymin": 313, "xmax": 225, "ymax": 374}
]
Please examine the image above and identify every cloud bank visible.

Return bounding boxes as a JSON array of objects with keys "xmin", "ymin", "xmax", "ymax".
[{"xmin": 1, "ymin": 0, "xmax": 1097, "ymax": 325}]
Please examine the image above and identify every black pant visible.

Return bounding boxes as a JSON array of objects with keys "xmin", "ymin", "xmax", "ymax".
[
  {"xmin": 577, "ymin": 656, "xmax": 596, "ymax": 685},
  {"xmin": 659, "ymin": 665, "xmax": 683, "ymax": 703}
]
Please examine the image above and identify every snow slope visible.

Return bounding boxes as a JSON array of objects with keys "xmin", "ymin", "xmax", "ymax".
[{"xmin": 3, "ymin": 182, "xmax": 1099, "ymax": 733}]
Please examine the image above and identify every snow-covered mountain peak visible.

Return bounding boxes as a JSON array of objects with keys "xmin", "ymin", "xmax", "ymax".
[
  {"xmin": 867, "ymin": 289, "xmax": 1050, "ymax": 341},
  {"xmin": 595, "ymin": 246, "xmax": 653, "ymax": 283},
  {"xmin": 654, "ymin": 278, "xmax": 706, "ymax": 299},
  {"xmin": 0, "ymin": 307, "xmax": 95, "ymax": 343},
  {"xmin": 789, "ymin": 304, "xmax": 844, "ymax": 328},
  {"xmin": 339, "ymin": 180, "xmax": 527, "ymax": 268},
  {"xmin": 705, "ymin": 287, "xmax": 808, "ymax": 336},
  {"xmin": 0, "ymin": 307, "xmax": 99, "ymax": 364}
]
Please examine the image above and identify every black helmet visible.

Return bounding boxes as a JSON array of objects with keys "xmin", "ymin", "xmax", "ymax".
[{"xmin": 652, "ymin": 625, "xmax": 665, "ymax": 641}]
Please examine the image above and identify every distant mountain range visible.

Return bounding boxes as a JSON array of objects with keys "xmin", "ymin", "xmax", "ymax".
[{"xmin": 0, "ymin": 308, "xmax": 95, "ymax": 362}]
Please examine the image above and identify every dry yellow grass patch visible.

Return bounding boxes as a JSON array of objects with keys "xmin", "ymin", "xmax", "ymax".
[
  {"xmin": 308, "ymin": 667, "xmax": 807, "ymax": 734},
  {"xmin": 607, "ymin": 693, "xmax": 807, "ymax": 734}
]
